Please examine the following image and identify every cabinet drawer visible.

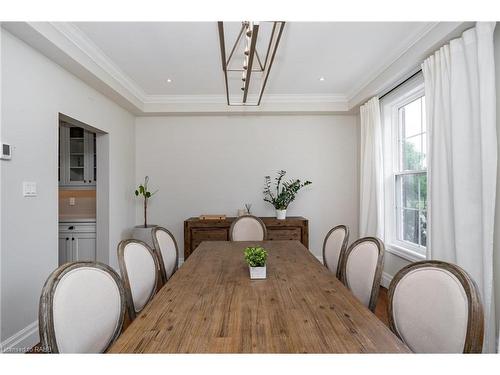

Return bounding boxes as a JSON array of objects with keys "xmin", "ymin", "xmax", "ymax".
[
  {"xmin": 191, "ymin": 228, "xmax": 228, "ymax": 250},
  {"xmin": 59, "ymin": 222, "xmax": 96, "ymax": 233},
  {"xmin": 267, "ymin": 227, "xmax": 302, "ymax": 241}
]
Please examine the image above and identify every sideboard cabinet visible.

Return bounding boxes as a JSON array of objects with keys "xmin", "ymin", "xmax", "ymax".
[{"xmin": 183, "ymin": 216, "xmax": 309, "ymax": 259}]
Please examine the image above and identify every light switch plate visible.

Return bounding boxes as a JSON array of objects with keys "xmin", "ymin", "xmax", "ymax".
[{"xmin": 23, "ymin": 182, "xmax": 37, "ymax": 197}]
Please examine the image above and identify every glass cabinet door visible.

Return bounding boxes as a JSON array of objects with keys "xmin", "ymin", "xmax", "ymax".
[{"xmin": 69, "ymin": 127, "xmax": 85, "ymax": 183}]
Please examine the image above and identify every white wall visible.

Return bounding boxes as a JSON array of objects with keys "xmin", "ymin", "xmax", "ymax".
[
  {"xmin": 0, "ymin": 30, "xmax": 136, "ymax": 349},
  {"xmin": 135, "ymin": 115, "xmax": 359, "ymax": 262}
]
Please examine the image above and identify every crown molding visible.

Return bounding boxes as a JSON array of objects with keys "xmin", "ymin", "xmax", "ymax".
[
  {"xmin": 345, "ymin": 22, "xmax": 439, "ymax": 102},
  {"xmin": 347, "ymin": 21, "xmax": 474, "ymax": 110},
  {"xmin": 2, "ymin": 21, "xmax": 474, "ymax": 115},
  {"xmin": 49, "ymin": 22, "xmax": 148, "ymax": 103},
  {"xmin": 143, "ymin": 93, "xmax": 347, "ymax": 104}
]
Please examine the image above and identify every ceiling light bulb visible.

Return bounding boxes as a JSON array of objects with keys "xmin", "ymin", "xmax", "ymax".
[
  {"xmin": 167, "ymin": 78, "xmax": 172, "ymax": 83},
  {"xmin": 319, "ymin": 77, "xmax": 325, "ymax": 82}
]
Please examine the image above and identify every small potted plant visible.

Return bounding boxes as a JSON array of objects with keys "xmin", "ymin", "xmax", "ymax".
[
  {"xmin": 132, "ymin": 176, "xmax": 158, "ymax": 247},
  {"xmin": 263, "ymin": 170, "xmax": 312, "ymax": 219},
  {"xmin": 244, "ymin": 246, "xmax": 268, "ymax": 279}
]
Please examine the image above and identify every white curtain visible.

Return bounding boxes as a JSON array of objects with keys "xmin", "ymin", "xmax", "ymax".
[
  {"xmin": 422, "ymin": 22, "xmax": 497, "ymax": 353},
  {"xmin": 359, "ymin": 97, "xmax": 384, "ymax": 239}
]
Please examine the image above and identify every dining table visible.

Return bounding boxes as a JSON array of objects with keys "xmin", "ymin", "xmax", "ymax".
[{"xmin": 108, "ymin": 240, "xmax": 410, "ymax": 353}]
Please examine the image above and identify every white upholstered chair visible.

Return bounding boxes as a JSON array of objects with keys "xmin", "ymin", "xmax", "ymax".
[
  {"xmin": 388, "ymin": 261, "xmax": 484, "ymax": 353},
  {"xmin": 39, "ymin": 262, "xmax": 126, "ymax": 353},
  {"xmin": 340, "ymin": 237, "xmax": 384, "ymax": 312},
  {"xmin": 322, "ymin": 225, "xmax": 349, "ymax": 278},
  {"xmin": 152, "ymin": 226, "xmax": 179, "ymax": 284},
  {"xmin": 229, "ymin": 215, "xmax": 267, "ymax": 241},
  {"xmin": 117, "ymin": 239, "xmax": 159, "ymax": 320}
]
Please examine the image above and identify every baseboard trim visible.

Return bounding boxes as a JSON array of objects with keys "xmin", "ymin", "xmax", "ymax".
[
  {"xmin": 1, "ymin": 321, "xmax": 39, "ymax": 353},
  {"xmin": 381, "ymin": 271, "xmax": 393, "ymax": 289}
]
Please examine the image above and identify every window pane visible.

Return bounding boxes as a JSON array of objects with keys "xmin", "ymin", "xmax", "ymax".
[
  {"xmin": 420, "ymin": 210, "xmax": 427, "ymax": 247},
  {"xmin": 402, "ymin": 208, "xmax": 419, "ymax": 244},
  {"xmin": 401, "ymin": 98, "xmax": 422, "ymax": 138},
  {"xmin": 402, "ymin": 174, "xmax": 418, "ymax": 208},
  {"xmin": 418, "ymin": 174, "xmax": 427, "ymax": 210},
  {"xmin": 403, "ymin": 135, "xmax": 423, "ymax": 170}
]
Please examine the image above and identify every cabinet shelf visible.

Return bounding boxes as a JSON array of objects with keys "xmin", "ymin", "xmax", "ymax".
[{"xmin": 59, "ymin": 125, "xmax": 96, "ymax": 188}]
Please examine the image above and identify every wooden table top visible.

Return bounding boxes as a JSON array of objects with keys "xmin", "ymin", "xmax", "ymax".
[{"xmin": 108, "ymin": 240, "xmax": 410, "ymax": 353}]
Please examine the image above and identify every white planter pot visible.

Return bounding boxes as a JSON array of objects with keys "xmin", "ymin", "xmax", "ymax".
[
  {"xmin": 249, "ymin": 265, "xmax": 267, "ymax": 279},
  {"xmin": 131, "ymin": 225, "xmax": 157, "ymax": 249},
  {"xmin": 275, "ymin": 209, "xmax": 287, "ymax": 220}
]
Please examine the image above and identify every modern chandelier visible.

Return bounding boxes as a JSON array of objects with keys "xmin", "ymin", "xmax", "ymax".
[{"xmin": 217, "ymin": 21, "xmax": 285, "ymax": 106}]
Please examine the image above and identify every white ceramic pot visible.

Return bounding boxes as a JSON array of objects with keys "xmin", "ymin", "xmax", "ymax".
[
  {"xmin": 276, "ymin": 209, "xmax": 287, "ymax": 220},
  {"xmin": 249, "ymin": 265, "xmax": 267, "ymax": 279},
  {"xmin": 131, "ymin": 225, "xmax": 157, "ymax": 249}
]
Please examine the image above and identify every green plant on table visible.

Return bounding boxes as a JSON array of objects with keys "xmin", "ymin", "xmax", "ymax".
[
  {"xmin": 263, "ymin": 170, "xmax": 312, "ymax": 210},
  {"xmin": 244, "ymin": 246, "xmax": 268, "ymax": 267}
]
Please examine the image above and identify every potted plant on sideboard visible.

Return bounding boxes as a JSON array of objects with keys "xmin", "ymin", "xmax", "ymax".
[
  {"xmin": 263, "ymin": 170, "xmax": 312, "ymax": 220},
  {"xmin": 131, "ymin": 176, "xmax": 158, "ymax": 248},
  {"xmin": 244, "ymin": 246, "xmax": 268, "ymax": 279}
]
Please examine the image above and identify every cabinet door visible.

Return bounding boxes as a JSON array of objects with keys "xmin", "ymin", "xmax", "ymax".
[
  {"xmin": 58, "ymin": 236, "xmax": 71, "ymax": 265},
  {"xmin": 84, "ymin": 131, "xmax": 96, "ymax": 186},
  {"xmin": 67, "ymin": 126, "xmax": 86, "ymax": 185},
  {"xmin": 73, "ymin": 233, "xmax": 96, "ymax": 262}
]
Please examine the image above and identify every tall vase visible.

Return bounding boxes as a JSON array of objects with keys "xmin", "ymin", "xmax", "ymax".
[
  {"xmin": 131, "ymin": 225, "xmax": 157, "ymax": 249},
  {"xmin": 275, "ymin": 209, "xmax": 287, "ymax": 220}
]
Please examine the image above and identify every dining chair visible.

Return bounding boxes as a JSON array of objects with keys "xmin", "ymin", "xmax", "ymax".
[
  {"xmin": 387, "ymin": 260, "xmax": 484, "ymax": 353},
  {"xmin": 322, "ymin": 224, "xmax": 349, "ymax": 278},
  {"xmin": 151, "ymin": 226, "xmax": 179, "ymax": 284},
  {"xmin": 340, "ymin": 237, "xmax": 384, "ymax": 312},
  {"xmin": 117, "ymin": 239, "xmax": 160, "ymax": 320},
  {"xmin": 39, "ymin": 262, "xmax": 126, "ymax": 353},
  {"xmin": 229, "ymin": 215, "xmax": 267, "ymax": 241}
]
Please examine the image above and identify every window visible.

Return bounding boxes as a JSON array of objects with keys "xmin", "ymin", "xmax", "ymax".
[
  {"xmin": 395, "ymin": 97, "xmax": 427, "ymax": 249},
  {"xmin": 382, "ymin": 76, "xmax": 427, "ymax": 261}
]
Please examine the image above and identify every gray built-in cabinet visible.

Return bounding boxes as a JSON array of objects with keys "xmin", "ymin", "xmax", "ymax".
[
  {"xmin": 59, "ymin": 124, "xmax": 96, "ymax": 188},
  {"xmin": 58, "ymin": 222, "xmax": 96, "ymax": 264}
]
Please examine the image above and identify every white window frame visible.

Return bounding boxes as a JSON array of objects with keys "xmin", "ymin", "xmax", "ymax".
[{"xmin": 381, "ymin": 76, "xmax": 427, "ymax": 262}]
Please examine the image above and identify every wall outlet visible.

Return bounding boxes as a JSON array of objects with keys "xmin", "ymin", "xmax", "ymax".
[
  {"xmin": 23, "ymin": 182, "xmax": 37, "ymax": 197},
  {"xmin": 69, "ymin": 197, "xmax": 76, "ymax": 206}
]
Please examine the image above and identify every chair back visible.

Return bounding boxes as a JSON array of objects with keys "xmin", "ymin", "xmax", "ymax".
[
  {"xmin": 117, "ymin": 239, "xmax": 159, "ymax": 320},
  {"xmin": 229, "ymin": 215, "xmax": 267, "ymax": 241},
  {"xmin": 39, "ymin": 262, "xmax": 126, "ymax": 353},
  {"xmin": 388, "ymin": 261, "xmax": 484, "ymax": 353},
  {"xmin": 322, "ymin": 225, "xmax": 349, "ymax": 278},
  {"xmin": 341, "ymin": 237, "xmax": 384, "ymax": 311},
  {"xmin": 152, "ymin": 226, "xmax": 179, "ymax": 284}
]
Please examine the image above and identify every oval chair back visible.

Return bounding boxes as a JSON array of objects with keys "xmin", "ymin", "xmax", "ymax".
[
  {"xmin": 39, "ymin": 262, "xmax": 126, "ymax": 353},
  {"xmin": 387, "ymin": 260, "xmax": 484, "ymax": 353},
  {"xmin": 340, "ymin": 237, "xmax": 384, "ymax": 311},
  {"xmin": 117, "ymin": 239, "xmax": 159, "ymax": 320},
  {"xmin": 322, "ymin": 225, "xmax": 349, "ymax": 278},
  {"xmin": 229, "ymin": 215, "xmax": 267, "ymax": 241},
  {"xmin": 152, "ymin": 226, "xmax": 179, "ymax": 284}
]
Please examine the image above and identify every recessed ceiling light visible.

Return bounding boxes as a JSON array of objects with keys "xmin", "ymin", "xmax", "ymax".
[
  {"xmin": 167, "ymin": 78, "xmax": 172, "ymax": 83},
  {"xmin": 319, "ymin": 77, "xmax": 325, "ymax": 82}
]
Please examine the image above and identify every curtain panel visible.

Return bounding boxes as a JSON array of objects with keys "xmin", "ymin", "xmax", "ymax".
[
  {"xmin": 359, "ymin": 97, "xmax": 384, "ymax": 239},
  {"xmin": 422, "ymin": 22, "xmax": 497, "ymax": 353}
]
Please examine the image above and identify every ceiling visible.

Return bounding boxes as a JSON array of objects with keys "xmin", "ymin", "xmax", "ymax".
[{"xmin": 73, "ymin": 22, "xmax": 434, "ymax": 98}]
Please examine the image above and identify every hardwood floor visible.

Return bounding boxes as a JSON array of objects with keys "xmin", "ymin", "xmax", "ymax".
[{"xmin": 375, "ymin": 287, "xmax": 390, "ymax": 326}]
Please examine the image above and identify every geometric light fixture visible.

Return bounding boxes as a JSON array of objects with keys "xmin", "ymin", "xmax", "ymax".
[{"xmin": 217, "ymin": 21, "xmax": 285, "ymax": 106}]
